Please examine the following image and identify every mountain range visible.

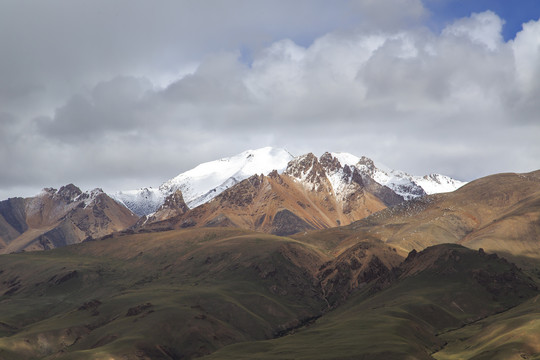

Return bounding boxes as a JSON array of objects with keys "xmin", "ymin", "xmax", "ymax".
[
  {"xmin": 112, "ymin": 147, "xmax": 466, "ymax": 216},
  {"xmin": 2, "ymin": 148, "xmax": 539, "ymax": 360},
  {"xmin": 0, "ymin": 147, "xmax": 465, "ymax": 254}
]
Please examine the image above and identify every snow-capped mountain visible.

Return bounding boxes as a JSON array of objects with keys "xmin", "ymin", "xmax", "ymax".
[
  {"xmin": 113, "ymin": 147, "xmax": 466, "ymax": 217},
  {"xmin": 112, "ymin": 147, "xmax": 294, "ymax": 216},
  {"xmin": 332, "ymin": 152, "xmax": 466, "ymax": 200},
  {"xmin": 141, "ymin": 151, "xmax": 404, "ymax": 235}
]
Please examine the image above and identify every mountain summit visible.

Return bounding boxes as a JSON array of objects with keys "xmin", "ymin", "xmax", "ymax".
[
  {"xmin": 113, "ymin": 147, "xmax": 466, "ymax": 216},
  {"xmin": 112, "ymin": 147, "xmax": 294, "ymax": 216},
  {"xmin": 136, "ymin": 151, "xmax": 466, "ymax": 236}
]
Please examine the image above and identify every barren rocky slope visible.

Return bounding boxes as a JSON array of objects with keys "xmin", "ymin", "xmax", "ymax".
[
  {"xmin": 139, "ymin": 153, "xmax": 404, "ymax": 235},
  {"xmin": 0, "ymin": 184, "xmax": 138, "ymax": 253}
]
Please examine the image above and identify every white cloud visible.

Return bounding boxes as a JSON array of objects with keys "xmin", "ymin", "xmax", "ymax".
[
  {"xmin": 442, "ymin": 11, "xmax": 505, "ymax": 51},
  {"xmin": 1, "ymin": 3, "xmax": 539, "ymax": 199},
  {"xmin": 512, "ymin": 19, "xmax": 540, "ymax": 95}
]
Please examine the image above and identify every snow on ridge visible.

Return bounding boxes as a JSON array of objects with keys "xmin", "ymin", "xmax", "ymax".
[
  {"xmin": 331, "ymin": 152, "xmax": 465, "ymax": 199},
  {"xmin": 76, "ymin": 188, "xmax": 106, "ymax": 208},
  {"xmin": 161, "ymin": 147, "xmax": 294, "ymax": 208},
  {"xmin": 331, "ymin": 152, "xmax": 361, "ymax": 168},
  {"xmin": 112, "ymin": 148, "xmax": 466, "ymax": 217},
  {"xmin": 112, "ymin": 188, "xmax": 165, "ymax": 217},
  {"xmin": 115, "ymin": 147, "xmax": 294, "ymax": 215},
  {"xmin": 326, "ymin": 168, "xmax": 356, "ymax": 202},
  {"xmin": 413, "ymin": 174, "xmax": 467, "ymax": 195}
]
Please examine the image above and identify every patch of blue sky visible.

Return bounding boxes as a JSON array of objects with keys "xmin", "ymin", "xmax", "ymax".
[{"xmin": 424, "ymin": 0, "xmax": 540, "ymax": 40}]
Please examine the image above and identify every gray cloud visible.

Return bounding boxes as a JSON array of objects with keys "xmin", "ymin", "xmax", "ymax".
[
  {"xmin": 36, "ymin": 76, "xmax": 153, "ymax": 141},
  {"xmin": 0, "ymin": 0, "xmax": 391, "ymax": 114},
  {"xmin": 1, "ymin": 2, "xmax": 539, "ymax": 200}
]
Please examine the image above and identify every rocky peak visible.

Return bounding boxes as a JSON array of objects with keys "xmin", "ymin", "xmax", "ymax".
[
  {"xmin": 285, "ymin": 153, "xmax": 318, "ymax": 178},
  {"xmin": 268, "ymin": 169, "xmax": 280, "ymax": 179},
  {"xmin": 284, "ymin": 153, "xmax": 328, "ymax": 190},
  {"xmin": 319, "ymin": 152, "xmax": 342, "ymax": 173},
  {"xmin": 134, "ymin": 190, "xmax": 187, "ymax": 228},
  {"xmin": 76, "ymin": 188, "xmax": 104, "ymax": 201},
  {"xmin": 357, "ymin": 156, "xmax": 376, "ymax": 176},
  {"xmin": 42, "ymin": 187, "xmax": 57, "ymax": 195},
  {"xmin": 160, "ymin": 190, "xmax": 189, "ymax": 213},
  {"xmin": 56, "ymin": 184, "xmax": 83, "ymax": 203},
  {"xmin": 349, "ymin": 166, "xmax": 365, "ymax": 187}
]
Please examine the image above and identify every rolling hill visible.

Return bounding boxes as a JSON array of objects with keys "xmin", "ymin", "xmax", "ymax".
[{"xmin": 202, "ymin": 244, "xmax": 538, "ymax": 360}]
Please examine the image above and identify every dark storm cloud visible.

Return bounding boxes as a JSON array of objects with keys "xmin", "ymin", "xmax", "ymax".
[{"xmin": 0, "ymin": 1, "xmax": 539, "ymax": 200}]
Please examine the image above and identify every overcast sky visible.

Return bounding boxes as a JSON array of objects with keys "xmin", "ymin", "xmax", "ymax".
[{"xmin": 1, "ymin": 0, "xmax": 539, "ymax": 199}]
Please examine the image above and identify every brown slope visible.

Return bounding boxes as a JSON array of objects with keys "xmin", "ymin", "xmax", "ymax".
[
  {"xmin": 317, "ymin": 239, "xmax": 404, "ymax": 307},
  {"xmin": 0, "ymin": 184, "xmax": 139, "ymax": 254},
  {"xmin": 345, "ymin": 170, "xmax": 540, "ymax": 260},
  {"xmin": 142, "ymin": 172, "xmax": 389, "ymax": 236},
  {"xmin": 141, "ymin": 153, "xmax": 403, "ymax": 236},
  {"xmin": 0, "ymin": 197, "xmax": 28, "ymax": 248}
]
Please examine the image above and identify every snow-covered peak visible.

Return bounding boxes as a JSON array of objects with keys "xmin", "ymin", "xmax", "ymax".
[
  {"xmin": 114, "ymin": 147, "xmax": 294, "ymax": 215},
  {"xmin": 332, "ymin": 152, "xmax": 465, "ymax": 199},
  {"xmin": 75, "ymin": 188, "xmax": 107, "ymax": 207},
  {"xmin": 284, "ymin": 153, "xmax": 319, "ymax": 180},
  {"xmin": 413, "ymin": 174, "xmax": 467, "ymax": 195},
  {"xmin": 112, "ymin": 147, "xmax": 466, "ymax": 217},
  {"xmin": 331, "ymin": 152, "xmax": 361, "ymax": 168},
  {"xmin": 160, "ymin": 147, "xmax": 294, "ymax": 208}
]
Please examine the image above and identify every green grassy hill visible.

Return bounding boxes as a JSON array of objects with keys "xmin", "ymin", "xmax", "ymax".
[
  {"xmin": 202, "ymin": 244, "xmax": 538, "ymax": 360},
  {"xmin": 0, "ymin": 228, "xmax": 331, "ymax": 359},
  {"xmin": 433, "ymin": 295, "xmax": 540, "ymax": 360}
]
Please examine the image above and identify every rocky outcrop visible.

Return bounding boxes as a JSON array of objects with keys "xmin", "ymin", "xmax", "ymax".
[
  {"xmin": 284, "ymin": 153, "xmax": 330, "ymax": 192},
  {"xmin": 317, "ymin": 241, "xmax": 403, "ymax": 306},
  {"xmin": 377, "ymin": 244, "xmax": 539, "ymax": 301},
  {"xmin": 217, "ymin": 175, "xmax": 265, "ymax": 208},
  {"xmin": 319, "ymin": 152, "xmax": 341, "ymax": 173}
]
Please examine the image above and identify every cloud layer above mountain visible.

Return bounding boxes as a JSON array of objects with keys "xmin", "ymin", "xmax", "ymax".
[{"xmin": 1, "ymin": 0, "xmax": 539, "ymax": 198}]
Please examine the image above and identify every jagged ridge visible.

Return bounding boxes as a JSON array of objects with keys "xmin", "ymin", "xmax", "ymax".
[{"xmin": 113, "ymin": 147, "xmax": 466, "ymax": 217}]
